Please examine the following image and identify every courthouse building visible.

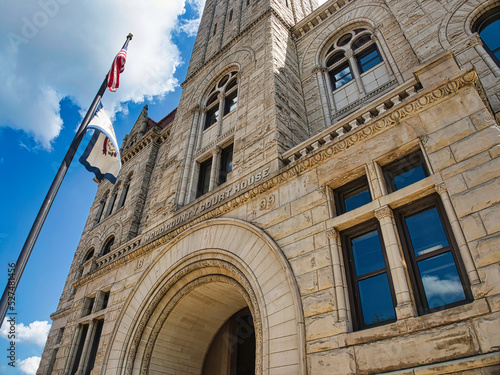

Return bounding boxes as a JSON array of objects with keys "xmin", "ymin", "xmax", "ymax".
[{"xmin": 38, "ymin": 0, "xmax": 500, "ymax": 373}]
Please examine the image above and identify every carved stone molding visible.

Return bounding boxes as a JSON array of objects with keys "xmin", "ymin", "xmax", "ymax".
[
  {"xmin": 374, "ymin": 205, "xmax": 392, "ymax": 220},
  {"xmin": 435, "ymin": 182, "xmax": 448, "ymax": 195},
  {"xmin": 327, "ymin": 229, "xmax": 338, "ymax": 240},
  {"xmin": 123, "ymin": 260, "xmax": 262, "ymax": 375}
]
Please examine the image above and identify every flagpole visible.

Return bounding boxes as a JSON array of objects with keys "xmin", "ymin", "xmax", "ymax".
[{"xmin": 0, "ymin": 34, "xmax": 133, "ymax": 328}]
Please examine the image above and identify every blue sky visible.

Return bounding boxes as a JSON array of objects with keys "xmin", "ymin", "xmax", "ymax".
[{"xmin": 0, "ymin": 0, "xmax": 205, "ymax": 373}]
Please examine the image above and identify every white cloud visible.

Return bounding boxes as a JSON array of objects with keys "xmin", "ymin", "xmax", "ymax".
[
  {"xmin": 0, "ymin": 0, "xmax": 193, "ymax": 149},
  {"xmin": 18, "ymin": 356, "xmax": 41, "ymax": 375},
  {"xmin": 0, "ymin": 319, "xmax": 51, "ymax": 346}
]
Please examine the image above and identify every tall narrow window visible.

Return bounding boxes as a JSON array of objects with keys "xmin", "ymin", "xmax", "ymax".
[
  {"xmin": 118, "ymin": 181, "xmax": 130, "ymax": 208},
  {"xmin": 84, "ymin": 320, "xmax": 104, "ymax": 375},
  {"xmin": 106, "ymin": 192, "xmax": 117, "ymax": 217},
  {"xmin": 101, "ymin": 237, "xmax": 114, "ymax": 256},
  {"xmin": 203, "ymin": 72, "xmax": 238, "ymax": 131},
  {"xmin": 342, "ymin": 221, "xmax": 396, "ymax": 330},
  {"xmin": 205, "ymin": 106, "xmax": 219, "ymax": 130},
  {"xmin": 473, "ymin": 6, "xmax": 500, "ymax": 66},
  {"xmin": 197, "ymin": 158, "xmax": 213, "ymax": 198},
  {"xmin": 70, "ymin": 324, "xmax": 89, "ymax": 375},
  {"xmin": 395, "ymin": 196, "xmax": 471, "ymax": 314},
  {"xmin": 219, "ymin": 144, "xmax": 233, "ymax": 185}
]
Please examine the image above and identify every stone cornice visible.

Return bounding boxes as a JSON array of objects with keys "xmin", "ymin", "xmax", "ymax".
[{"xmin": 73, "ymin": 69, "xmax": 480, "ymax": 288}]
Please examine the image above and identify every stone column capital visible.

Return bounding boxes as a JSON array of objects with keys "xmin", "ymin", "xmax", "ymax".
[
  {"xmin": 374, "ymin": 205, "xmax": 392, "ymax": 220},
  {"xmin": 327, "ymin": 229, "xmax": 338, "ymax": 240},
  {"xmin": 435, "ymin": 182, "xmax": 447, "ymax": 195}
]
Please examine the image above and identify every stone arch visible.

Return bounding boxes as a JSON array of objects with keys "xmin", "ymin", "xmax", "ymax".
[
  {"xmin": 103, "ymin": 218, "xmax": 306, "ymax": 375},
  {"xmin": 438, "ymin": 0, "xmax": 500, "ymax": 49},
  {"xmin": 299, "ymin": 2, "xmax": 395, "ymax": 74}
]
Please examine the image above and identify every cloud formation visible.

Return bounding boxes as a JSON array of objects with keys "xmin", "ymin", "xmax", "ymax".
[
  {"xmin": 0, "ymin": 0, "xmax": 201, "ymax": 149},
  {"xmin": 0, "ymin": 319, "xmax": 51, "ymax": 346},
  {"xmin": 18, "ymin": 356, "xmax": 41, "ymax": 375}
]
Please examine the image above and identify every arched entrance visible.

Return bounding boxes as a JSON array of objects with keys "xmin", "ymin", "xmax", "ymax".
[{"xmin": 104, "ymin": 219, "xmax": 306, "ymax": 375}]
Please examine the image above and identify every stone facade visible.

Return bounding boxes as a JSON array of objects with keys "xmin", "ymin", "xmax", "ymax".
[{"xmin": 38, "ymin": 0, "xmax": 500, "ymax": 374}]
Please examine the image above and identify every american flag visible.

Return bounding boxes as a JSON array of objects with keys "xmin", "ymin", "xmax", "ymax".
[{"xmin": 106, "ymin": 41, "xmax": 129, "ymax": 92}]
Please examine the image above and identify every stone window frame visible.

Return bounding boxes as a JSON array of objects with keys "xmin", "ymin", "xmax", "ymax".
[
  {"xmin": 326, "ymin": 145, "xmax": 479, "ymax": 332},
  {"xmin": 333, "ymin": 174, "xmax": 372, "ymax": 216},
  {"xmin": 193, "ymin": 139, "xmax": 235, "ymax": 200},
  {"xmin": 340, "ymin": 219, "xmax": 398, "ymax": 330},
  {"xmin": 100, "ymin": 236, "xmax": 115, "ymax": 257},
  {"xmin": 323, "ymin": 29, "xmax": 384, "ymax": 101},
  {"xmin": 472, "ymin": 4, "xmax": 500, "ymax": 67},
  {"xmin": 393, "ymin": 195, "xmax": 473, "ymax": 316},
  {"xmin": 317, "ymin": 24, "xmax": 399, "ymax": 125},
  {"xmin": 202, "ymin": 70, "xmax": 238, "ymax": 133}
]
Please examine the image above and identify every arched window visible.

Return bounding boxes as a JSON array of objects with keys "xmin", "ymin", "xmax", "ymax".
[
  {"xmin": 94, "ymin": 191, "xmax": 109, "ymax": 225},
  {"xmin": 101, "ymin": 236, "xmax": 115, "ymax": 256},
  {"xmin": 83, "ymin": 248, "xmax": 94, "ymax": 263},
  {"xmin": 473, "ymin": 6, "xmax": 500, "ymax": 66},
  {"xmin": 204, "ymin": 71, "xmax": 238, "ymax": 130},
  {"xmin": 322, "ymin": 28, "xmax": 391, "ymax": 116}
]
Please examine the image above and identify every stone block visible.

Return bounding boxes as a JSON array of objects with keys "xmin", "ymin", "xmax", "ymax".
[
  {"xmin": 428, "ymin": 147, "xmax": 455, "ymax": 172},
  {"xmin": 307, "ymin": 348, "xmax": 356, "ymax": 375},
  {"xmin": 472, "ymin": 311, "xmax": 500, "ymax": 353},
  {"xmin": 296, "ymin": 271, "xmax": 319, "ymax": 295},
  {"xmin": 451, "ymin": 180, "xmax": 500, "ymax": 218},
  {"xmin": 305, "ymin": 312, "xmax": 344, "ymax": 340},
  {"xmin": 462, "ymin": 157, "xmax": 500, "ymax": 189},
  {"xmin": 470, "ymin": 109, "xmax": 498, "ymax": 132},
  {"xmin": 459, "ymin": 213, "xmax": 487, "ymax": 242},
  {"xmin": 289, "ymin": 247, "xmax": 331, "ymax": 276},
  {"xmin": 479, "ymin": 203, "xmax": 500, "ymax": 235},
  {"xmin": 354, "ymin": 323, "xmax": 478, "ymax": 374},
  {"xmin": 450, "ymin": 126, "xmax": 500, "ymax": 163},
  {"xmin": 302, "ymin": 288, "xmax": 335, "ymax": 318},
  {"xmin": 424, "ymin": 117, "xmax": 476, "ymax": 154}
]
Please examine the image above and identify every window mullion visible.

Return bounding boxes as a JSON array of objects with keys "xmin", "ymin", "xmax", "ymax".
[
  {"xmin": 347, "ymin": 50, "xmax": 366, "ymax": 95},
  {"xmin": 374, "ymin": 205, "xmax": 416, "ymax": 319}
]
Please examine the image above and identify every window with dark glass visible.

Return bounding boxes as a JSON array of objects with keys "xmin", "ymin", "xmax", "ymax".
[
  {"xmin": 224, "ymin": 91, "xmax": 238, "ymax": 116},
  {"xmin": 83, "ymin": 297, "xmax": 95, "ymax": 316},
  {"xmin": 219, "ymin": 144, "xmax": 233, "ymax": 185},
  {"xmin": 83, "ymin": 248, "xmax": 94, "ymax": 263},
  {"xmin": 356, "ymin": 44, "xmax": 382, "ymax": 73},
  {"xmin": 334, "ymin": 176, "xmax": 372, "ymax": 215},
  {"xmin": 342, "ymin": 221, "xmax": 396, "ymax": 330},
  {"xmin": 205, "ymin": 106, "xmax": 219, "ymax": 130},
  {"xmin": 329, "ymin": 62, "xmax": 353, "ymax": 90},
  {"xmin": 395, "ymin": 196, "xmax": 471, "ymax": 314},
  {"xmin": 70, "ymin": 324, "xmax": 89, "ymax": 375},
  {"xmin": 383, "ymin": 150, "xmax": 430, "ymax": 193},
  {"xmin": 197, "ymin": 157, "xmax": 212, "ymax": 198},
  {"xmin": 101, "ymin": 237, "xmax": 114, "ymax": 256},
  {"xmin": 106, "ymin": 193, "xmax": 117, "ymax": 217},
  {"xmin": 473, "ymin": 6, "xmax": 500, "ymax": 66},
  {"xmin": 118, "ymin": 181, "xmax": 130, "ymax": 209}
]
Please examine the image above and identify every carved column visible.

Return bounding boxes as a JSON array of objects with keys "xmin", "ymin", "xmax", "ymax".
[
  {"xmin": 75, "ymin": 321, "xmax": 96, "ymax": 375},
  {"xmin": 179, "ymin": 105, "xmax": 201, "ymax": 206},
  {"xmin": 209, "ymin": 146, "xmax": 222, "ymax": 191},
  {"xmin": 217, "ymin": 92, "xmax": 225, "ymax": 137},
  {"xmin": 435, "ymin": 183, "xmax": 480, "ymax": 285},
  {"xmin": 469, "ymin": 34, "xmax": 500, "ymax": 78},
  {"xmin": 374, "ymin": 206, "xmax": 415, "ymax": 319},
  {"xmin": 63, "ymin": 326, "xmax": 83, "ymax": 374},
  {"xmin": 346, "ymin": 49, "xmax": 366, "ymax": 96},
  {"xmin": 314, "ymin": 65, "xmax": 333, "ymax": 128},
  {"xmin": 327, "ymin": 229, "xmax": 350, "ymax": 326}
]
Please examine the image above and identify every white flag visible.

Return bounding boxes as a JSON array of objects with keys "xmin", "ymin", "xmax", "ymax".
[{"xmin": 79, "ymin": 104, "xmax": 121, "ymax": 184}]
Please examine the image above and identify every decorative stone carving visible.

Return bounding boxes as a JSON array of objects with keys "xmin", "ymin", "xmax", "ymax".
[{"xmin": 374, "ymin": 205, "xmax": 392, "ymax": 220}]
